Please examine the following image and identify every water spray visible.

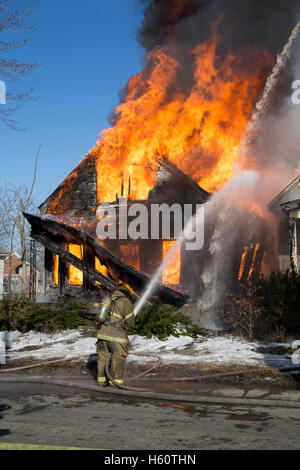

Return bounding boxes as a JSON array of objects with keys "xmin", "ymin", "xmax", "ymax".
[{"xmin": 246, "ymin": 20, "xmax": 300, "ymax": 147}]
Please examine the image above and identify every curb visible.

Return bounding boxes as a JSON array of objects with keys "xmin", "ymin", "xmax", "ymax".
[
  {"xmin": 1, "ymin": 375, "xmax": 300, "ymax": 409},
  {"xmin": 0, "ymin": 442, "xmax": 101, "ymax": 451}
]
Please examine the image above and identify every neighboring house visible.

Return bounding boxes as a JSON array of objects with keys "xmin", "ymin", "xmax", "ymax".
[
  {"xmin": 1, "ymin": 251, "xmax": 41, "ymax": 298},
  {"xmin": 268, "ymin": 175, "xmax": 300, "ymax": 273}
]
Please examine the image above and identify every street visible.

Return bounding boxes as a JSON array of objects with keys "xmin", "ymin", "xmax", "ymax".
[{"xmin": 0, "ymin": 382, "xmax": 299, "ymax": 450}]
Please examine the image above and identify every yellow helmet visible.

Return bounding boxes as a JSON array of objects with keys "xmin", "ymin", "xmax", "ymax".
[{"xmin": 117, "ymin": 281, "xmax": 135, "ymax": 296}]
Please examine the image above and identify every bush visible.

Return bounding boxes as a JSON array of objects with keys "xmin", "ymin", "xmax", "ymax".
[
  {"xmin": 133, "ymin": 299, "xmax": 208, "ymax": 340},
  {"xmin": 222, "ymin": 283, "xmax": 265, "ymax": 341},
  {"xmin": 257, "ymin": 270, "xmax": 300, "ymax": 336},
  {"xmin": 223, "ymin": 271, "xmax": 300, "ymax": 340},
  {"xmin": 0, "ymin": 296, "xmax": 88, "ymax": 333}
]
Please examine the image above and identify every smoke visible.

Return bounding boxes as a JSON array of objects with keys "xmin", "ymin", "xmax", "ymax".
[
  {"xmin": 139, "ymin": 1, "xmax": 300, "ymax": 49},
  {"xmin": 248, "ymin": 22, "xmax": 300, "ymax": 190},
  {"xmin": 138, "ymin": 1, "xmax": 300, "ymax": 71}
]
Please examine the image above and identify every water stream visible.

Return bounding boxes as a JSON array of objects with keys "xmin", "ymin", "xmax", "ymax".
[{"xmin": 133, "ymin": 206, "xmax": 203, "ymax": 315}]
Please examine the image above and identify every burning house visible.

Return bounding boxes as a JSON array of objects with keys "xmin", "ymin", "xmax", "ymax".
[
  {"xmin": 25, "ymin": 151, "xmax": 267, "ymax": 309},
  {"xmin": 24, "ymin": 1, "xmax": 300, "ymax": 313},
  {"xmin": 25, "ymin": 158, "xmax": 210, "ymax": 305}
]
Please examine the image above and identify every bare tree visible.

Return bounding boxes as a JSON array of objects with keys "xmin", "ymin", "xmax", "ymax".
[
  {"xmin": 0, "ymin": 146, "xmax": 40, "ymax": 295},
  {"xmin": 222, "ymin": 283, "xmax": 265, "ymax": 341},
  {"xmin": 0, "ymin": 0, "xmax": 38, "ymax": 129},
  {"xmin": 10, "ymin": 145, "xmax": 39, "ymax": 261}
]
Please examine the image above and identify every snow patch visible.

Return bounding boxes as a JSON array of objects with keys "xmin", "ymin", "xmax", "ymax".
[{"xmin": 0, "ymin": 329, "xmax": 295, "ymax": 369}]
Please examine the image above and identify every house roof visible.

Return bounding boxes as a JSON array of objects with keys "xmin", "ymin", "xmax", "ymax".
[
  {"xmin": 39, "ymin": 152, "xmax": 211, "ymax": 215},
  {"xmin": 155, "ymin": 157, "xmax": 212, "ymax": 202},
  {"xmin": 268, "ymin": 174, "xmax": 300, "ymax": 213},
  {"xmin": 38, "ymin": 152, "xmax": 97, "ymax": 213}
]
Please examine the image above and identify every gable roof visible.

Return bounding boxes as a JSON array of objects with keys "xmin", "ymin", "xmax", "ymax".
[
  {"xmin": 156, "ymin": 157, "xmax": 212, "ymax": 202},
  {"xmin": 268, "ymin": 174, "xmax": 300, "ymax": 213},
  {"xmin": 39, "ymin": 152, "xmax": 211, "ymax": 215}
]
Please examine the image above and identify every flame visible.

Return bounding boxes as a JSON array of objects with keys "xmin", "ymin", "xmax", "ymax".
[
  {"xmin": 95, "ymin": 257, "xmax": 108, "ymax": 277},
  {"xmin": 91, "ymin": 23, "xmax": 273, "ymax": 203},
  {"xmin": 68, "ymin": 244, "xmax": 83, "ymax": 285},
  {"xmin": 44, "ymin": 17, "xmax": 275, "ymax": 289},
  {"xmin": 238, "ymin": 245, "xmax": 250, "ymax": 281},
  {"xmin": 53, "ymin": 254, "xmax": 59, "ymax": 286},
  {"xmin": 239, "ymin": 242, "xmax": 264, "ymax": 282},
  {"xmin": 46, "ymin": 20, "xmax": 274, "ymax": 216},
  {"xmin": 247, "ymin": 243, "xmax": 261, "ymax": 281},
  {"xmin": 162, "ymin": 241, "xmax": 181, "ymax": 286}
]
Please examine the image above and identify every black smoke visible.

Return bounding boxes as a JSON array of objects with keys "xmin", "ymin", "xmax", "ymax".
[
  {"xmin": 136, "ymin": 0, "xmax": 300, "ymax": 97},
  {"xmin": 139, "ymin": 0, "xmax": 300, "ymax": 56}
]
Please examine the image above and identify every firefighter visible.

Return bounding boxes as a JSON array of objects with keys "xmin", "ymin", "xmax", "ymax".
[{"xmin": 96, "ymin": 282, "xmax": 135, "ymax": 387}]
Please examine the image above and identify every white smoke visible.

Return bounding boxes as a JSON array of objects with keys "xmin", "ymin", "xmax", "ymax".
[
  {"xmin": 247, "ymin": 20, "xmax": 300, "ymax": 147},
  {"xmin": 249, "ymin": 20, "xmax": 300, "ymax": 187}
]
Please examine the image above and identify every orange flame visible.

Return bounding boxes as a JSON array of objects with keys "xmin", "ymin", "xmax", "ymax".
[
  {"xmin": 239, "ymin": 242, "xmax": 263, "ymax": 282},
  {"xmin": 247, "ymin": 243, "xmax": 261, "ymax": 281},
  {"xmin": 91, "ymin": 24, "xmax": 273, "ymax": 203},
  {"xmin": 53, "ymin": 253, "xmax": 59, "ymax": 286},
  {"xmin": 162, "ymin": 241, "xmax": 181, "ymax": 286},
  {"xmin": 68, "ymin": 244, "xmax": 83, "ymax": 285},
  {"xmin": 95, "ymin": 256, "xmax": 108, "ymax": 277}
]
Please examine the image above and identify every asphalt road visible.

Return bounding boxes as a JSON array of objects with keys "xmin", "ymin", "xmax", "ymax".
[{"xmin": 0, "ymin": 382, "xmax": 299, "ymax": 450}]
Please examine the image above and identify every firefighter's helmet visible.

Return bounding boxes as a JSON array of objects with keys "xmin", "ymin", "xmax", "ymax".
[{"xmin": 116, "ymin": 281, "xmax": 134, "ymax": 296}]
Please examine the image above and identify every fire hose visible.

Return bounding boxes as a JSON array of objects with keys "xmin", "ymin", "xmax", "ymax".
[
  {"xmin": 0, "ymin": 357, "xmax": 74, "ymax": 372},
  {"xmin": 104, "ymin": 353, "xmax": 300, "ymax": 392},
  {"xmin": 0, "ymin": 351, "xmax": 163, "ymax": 393},
  {"xmin": 1, "ymin": 352, "xmax": 299, "ymax": 393},
  {"xmin": 104, "ymin": 352, "xmax": 163, "ymax": 392}
]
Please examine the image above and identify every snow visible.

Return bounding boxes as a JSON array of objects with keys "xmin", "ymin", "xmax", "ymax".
[
  {"xmin": 128, "ymin": 334, "xmax": 293, "ymax": 367},
  {"xmin": 0, "ymin": 329, "xmax": 296, "ymax": 369},
  {"xmin": 4, "ymin": 330, "xmax": 81, "ymax": 350}
]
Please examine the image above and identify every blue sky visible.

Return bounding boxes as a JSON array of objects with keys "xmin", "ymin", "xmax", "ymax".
[{"xmin": 0, "ymin": 0, "xmax": 145, "ymax": 204}]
